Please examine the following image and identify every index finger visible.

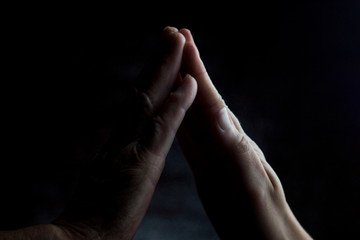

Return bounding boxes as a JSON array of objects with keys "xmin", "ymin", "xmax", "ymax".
[
  {"xmin": 135, "ymin": 27, "xmax": 186, "ymax": 118},
  {"xmin": 180, "ymin": 28, "xmax": 226, "ymax": 116}
]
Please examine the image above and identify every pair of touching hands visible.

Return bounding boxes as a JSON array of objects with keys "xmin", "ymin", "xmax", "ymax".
[{"xmin": 0, "ymin": 27, "xmax": 312, "ymax": 240}]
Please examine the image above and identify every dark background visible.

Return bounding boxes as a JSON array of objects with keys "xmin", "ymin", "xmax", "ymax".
[{"xmin": 1, "ymin": 1, "xmax": 359, "ymax": 239}]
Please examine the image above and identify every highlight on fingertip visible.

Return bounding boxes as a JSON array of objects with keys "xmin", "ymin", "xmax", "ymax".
[
  {"xmin": 178, "ymin": 74, "xmax": 193, "ymax": 89},
  {"xmin": 179, "ymin": 28, "xmax": 193, "ymax": 43},
  {"xmin": 183, "ymin": 74, "xmax": 194, "ymax": 81},
  {"xmin": 163, "ymin": 26, "xmax": 186, "ymax": 45},
  {"xmin": 174, "ymin": 74, "xmax": 197, "ymax": 103},
  {"xmin": 163, "ymin": 26, "xmax": 179, "ymax": 33}
]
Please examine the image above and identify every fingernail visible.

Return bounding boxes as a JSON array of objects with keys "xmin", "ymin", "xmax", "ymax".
[{"xmin": 218, "ymin": 107, "xmax": 234, "ymax": 132}]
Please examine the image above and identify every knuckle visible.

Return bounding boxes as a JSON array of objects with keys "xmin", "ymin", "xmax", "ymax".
[
  {"xmin": 249, "ymin": 139, "xmax": 266, "ymax": 161},
  {"xmin": 117, "ymin": 142, "xmax": 142, "ymax": 168},
  {"xmin": 119, "ymin": 141, "xmax": 162, "ymax": 171},
  {"xmin": 135, "ymin": 89, "xmax": 155, "ymax": 118},
  {"xmin": 208, "ymin": 95, "xmax": 226, "ymax": 115},
  {"xmin": 116, "ymin": 142, "xmax": 160, "ymax": 187},
  {"xmin": 234, "ymin": 132, "xmax": 252, "ymax": 155},
  {"xmin": 152, "ymin": 114, "xmax": 174, "ymax": 141},
  {"xmin": 152, "ymin": 116, "xmax": 165, "ymax": 136}
]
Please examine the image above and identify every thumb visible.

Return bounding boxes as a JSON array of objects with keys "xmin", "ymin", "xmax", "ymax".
[
  {"xmin": 137, "ymin": 74, "xmax": 197, "ymax": 176},
  {"xmin": 180, "ymin": 28, "xmax": 250, "ymax": 153}
]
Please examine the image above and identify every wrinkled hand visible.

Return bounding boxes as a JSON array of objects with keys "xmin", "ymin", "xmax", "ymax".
[
  {"xmin": 50, "ymin": 27, "xmax": 197, "ymax": 240},
  {"xmin": 177, "ymin": 29, "xmax": 312, "ymax": 240}
]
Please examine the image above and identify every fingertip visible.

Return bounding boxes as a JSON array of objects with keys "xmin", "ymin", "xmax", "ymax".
[
  {"xmin": 183, "ymin": 73, "xmax": 194, "ymax": 83},
  {"xmin": 163, "ymin": 26, "xmax": 185, "ymax": 46},
  {"xmin": 177, "ymin": 32, "xmax": 186, "ymax": 45},
  {"xmin": 174, "ymin": 32, "xmax": 186, "ymax": 48},
  {"xmin": 163, "ymin": 26, "xmax": 179, "ymax": 33},
  {"xmin": 182, "ymin": 40, "xmax": 200, "ymax": 70},
  {"xmin": 182, "ymin": 74, "xmax": 198, "ymax": 101},
  {"xmin": 179, "ymin": 28, "xmax": 194, "ymax": 43}
]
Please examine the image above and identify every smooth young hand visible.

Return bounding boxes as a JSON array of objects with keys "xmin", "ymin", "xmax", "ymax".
[{"xmin": 177, "ymin": 29, "xmax": 312, "ymax": 240}]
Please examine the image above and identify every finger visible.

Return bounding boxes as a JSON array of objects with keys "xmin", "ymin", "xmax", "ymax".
[
  {"xmin": 227, "ymin": 108, "xmax": 243, "ymax": 133},
  {"xmin": 180, "ymin": 30, "xmax": 254, "ymax": 155},
  {"xmin": 180, "ymin": 29, "xmax": 243, "ymax": 138},
  {"xmin": 181, "ymin": 29, "xmax": 252, "ymax": 152},
  {"xmin": 216, "ymin": 106, "xmax": 275, "ymax": 188},
  {"xmin": 180, "ymin": 28, "xmax": 226, "ymax": 116},
  {"xmin": 102, "ymin": 28, "xmax": 185, "ymax": 154},
  {"xmin": 228, "ymin": 109, "xmax": 267, "ymax": 162},
  {"xmin": 135, "ymin": 27, "xmax": 186, "ymax": 118},
  {"xmin": 141, "ymin": 74, "xmax": 197, "ymax": 161}
]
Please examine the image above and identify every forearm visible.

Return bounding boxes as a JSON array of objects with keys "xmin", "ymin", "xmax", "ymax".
[{"xmin": 197, "ymin": 182, "xmax": 312, "ymax": 240}]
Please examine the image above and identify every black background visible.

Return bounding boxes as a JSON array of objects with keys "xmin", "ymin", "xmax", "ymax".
[{"xmin": 1, "ymin": 1, "xmax": 359, "ymax": 239}]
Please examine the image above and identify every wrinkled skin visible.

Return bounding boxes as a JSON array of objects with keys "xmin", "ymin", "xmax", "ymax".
[{"xmin": 0, "ymin": 27, "xmax": 197, "ymax": 240}]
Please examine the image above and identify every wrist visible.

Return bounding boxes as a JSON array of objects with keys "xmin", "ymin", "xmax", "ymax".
[
  {"xmin": 256, "ymin": 193, "xmax": 312, "ymax": 240},
  {"xmin": 281, "ymin": 202, "xmax": 313, "ymax": 240},
  {"xmin": 0, "ymin": 224, "xmax": 70, "ymax": 240}
]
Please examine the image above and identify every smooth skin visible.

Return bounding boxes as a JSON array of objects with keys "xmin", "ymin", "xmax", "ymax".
[
  {"xmin": 0, "ymin": 27, "xmax": 312, "ymax": 240},
  {"xmin": 177, "ymin": 29, "xmax": 312, "ymax": 240}
]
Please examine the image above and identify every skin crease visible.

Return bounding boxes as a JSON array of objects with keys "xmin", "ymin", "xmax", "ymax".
[{"xmin": 0, "ymin": 27, "xmax": 312, "ymax": 240}]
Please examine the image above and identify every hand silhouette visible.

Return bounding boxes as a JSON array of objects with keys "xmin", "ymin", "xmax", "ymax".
[{"xmin": 0, "ymin": 27, "xmax": 197, "ymax": 240}]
